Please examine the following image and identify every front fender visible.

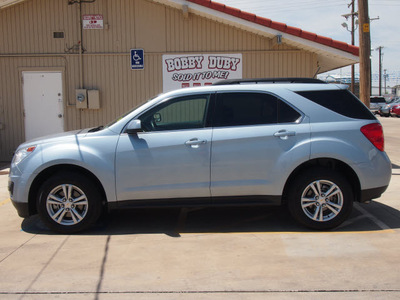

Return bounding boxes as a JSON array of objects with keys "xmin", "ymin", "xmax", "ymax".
[
  {"xmin": 37, "ymin": 134, "xmax": 119, "ymax": 203},
  {"xmin": 10, "ymin": 132, "xmax": 120, "ymax": 208}
]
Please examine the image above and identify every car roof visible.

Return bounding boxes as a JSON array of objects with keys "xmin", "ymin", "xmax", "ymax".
[
  {"xmin": 213, "ymin": 78, "xmax": 326, "ymax": 85},
  {"xmin": 162, "ymin": 82, "xmax": 346, "ymax": 98}
]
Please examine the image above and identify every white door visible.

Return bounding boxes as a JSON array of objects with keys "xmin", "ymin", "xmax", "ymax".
[{"xmin": 22, "ymin": 71, "xmax": 64, "ymax": 141}]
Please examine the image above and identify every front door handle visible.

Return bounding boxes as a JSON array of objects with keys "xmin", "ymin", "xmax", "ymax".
[
  {"xmin": 274, "ymin": 130, "xmax": 296, "ymax": 140},
  {"xmin": 185, "ymin": 138, "xmax": 207, "ymax": 148}
]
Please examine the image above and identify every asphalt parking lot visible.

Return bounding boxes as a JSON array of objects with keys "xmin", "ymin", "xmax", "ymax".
[{"xmin": 0, "ymin": 116, "xmax": 400, "ymax": 299}]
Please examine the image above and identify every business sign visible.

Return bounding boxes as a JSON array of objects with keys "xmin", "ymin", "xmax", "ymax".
[
  {"xmin": 131, "ymin": 49, "xmax": 144, "ymax": 70},
  {"xmin": 162, "ymin": 53, "xmax": 242, "ymax": 92},
  {"xmin": 83, "ymin": 15, "xmax": 103, "ymax": 29}
]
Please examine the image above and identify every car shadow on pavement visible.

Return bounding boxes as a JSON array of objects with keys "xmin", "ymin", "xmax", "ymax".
[{"xmin": 21, "ymin": 201, "xmax": 400, "ymax": 236}]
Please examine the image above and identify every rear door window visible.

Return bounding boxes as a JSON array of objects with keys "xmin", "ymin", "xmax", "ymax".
[{"xmin": 213, "ymin": 92, "xmax": 301, "ymax": 127}]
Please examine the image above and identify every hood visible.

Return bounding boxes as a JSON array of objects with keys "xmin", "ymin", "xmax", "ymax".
[{"xmin": 19, "ymin": 129, "xmax": 85, "ymax": 148}]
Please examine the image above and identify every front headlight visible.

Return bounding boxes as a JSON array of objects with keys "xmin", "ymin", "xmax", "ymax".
[{"xmin": 12, "ymin": 146, "xmax": 36, "ymax": 165}]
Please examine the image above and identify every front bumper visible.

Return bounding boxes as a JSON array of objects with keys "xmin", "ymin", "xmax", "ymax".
[
  {"xmin": 8, "ymin": 176, "xmax": 31, "ymax": 218},
  {"xmin": 11, "ymin": 199, "xmax": 30, "ymax": 218}
]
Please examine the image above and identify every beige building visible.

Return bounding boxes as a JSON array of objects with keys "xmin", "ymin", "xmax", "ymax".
[{"xmin": 0, "ymin": 0, "xmax": 358, "ymax": 161}]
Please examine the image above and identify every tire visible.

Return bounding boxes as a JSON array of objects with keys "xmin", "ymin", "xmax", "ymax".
[
  {"xmin": 37, "ymin": 172, "xmax": 103, "ymax": 233},
  {"xmin": 287, "ymin": 168, "xmax": 353, "ymax": 230}
]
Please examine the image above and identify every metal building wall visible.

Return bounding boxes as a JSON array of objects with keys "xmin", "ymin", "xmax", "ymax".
[{"xmin": 0, "ymin": 0, "xmax": 317, "ymax": 160}]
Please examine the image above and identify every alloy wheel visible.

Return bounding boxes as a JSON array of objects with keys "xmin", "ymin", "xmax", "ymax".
[
  {"xmin": 46, "ymin": 184, "xmax": 89, "ymax": 226},
  {"xmin": 300, "ymin": 180, "xmax": 344, "ymax": 222}
]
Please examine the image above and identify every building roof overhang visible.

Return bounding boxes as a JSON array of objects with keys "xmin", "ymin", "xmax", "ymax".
[{"xmin": 156, "ymin": 0, "xmax": 359, "ymax": 73}]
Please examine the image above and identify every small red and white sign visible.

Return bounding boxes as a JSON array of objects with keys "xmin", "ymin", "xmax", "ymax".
[{"xmin": 83, "ymin": 15, "xmax": 104, "ymax": 29}]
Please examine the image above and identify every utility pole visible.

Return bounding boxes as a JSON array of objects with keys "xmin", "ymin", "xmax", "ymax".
[
  {"xmin": 358, "ymin": 0, "xmax": 371, "ymax": 106},
  {"xmin": 384, "ymin": 69, "xmax": 387, "ymax": 94},
  {"xmin": 376, "ymin": 46, "xmax": 384, "ymax": 96}
]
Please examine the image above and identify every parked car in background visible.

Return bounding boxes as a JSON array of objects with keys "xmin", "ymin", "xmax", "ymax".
[
  {"xmin": 390, "ymin": 104, "xmax": 400, "ymax": 117},
  {"xmin": 370, "ymin": 96, "xmax": 387, "ymax": 114},
  {"xmin": 9, "ymin": 79, "xmax": 392, "ymax": 233},
  {"xmin": 378, "ymin": 98, "xmax": 400, "ymax": 117}
]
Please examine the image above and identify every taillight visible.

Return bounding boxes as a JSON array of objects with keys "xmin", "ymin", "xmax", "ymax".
[{"xmin": 360, "ymin": 123, "xmax": 384, "ymax": 151}]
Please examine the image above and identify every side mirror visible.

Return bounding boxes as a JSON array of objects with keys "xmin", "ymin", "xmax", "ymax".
[{"xmin": 125, "ymin": 119, "xmax": 142, "ymax": 134}]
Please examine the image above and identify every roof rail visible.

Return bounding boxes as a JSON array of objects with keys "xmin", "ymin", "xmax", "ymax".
[{"xmin": 212, "ymin": 78, "xmax": 326, "ymax": 85}]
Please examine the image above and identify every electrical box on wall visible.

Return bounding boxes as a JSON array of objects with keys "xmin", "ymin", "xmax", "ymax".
[
  {"xmin": 75, "ymin": 89, "xmax": 87, "ymax": 109},
  {"xmin": 88, "ymin": 90, "xmax": 100, "ymax": 109}
]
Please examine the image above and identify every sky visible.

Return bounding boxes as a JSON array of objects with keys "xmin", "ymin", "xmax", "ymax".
[{"xmin": 216, "ymin": 0, "xmax": 400, "ymax": 87}]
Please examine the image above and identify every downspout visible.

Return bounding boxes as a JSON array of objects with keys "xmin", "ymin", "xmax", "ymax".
[
  {"xmin": 78, "ymin": 1, "xmax": 84, "ymax": 89},
  {"xmin": 77, "ymin": 0, "xmax": 83, "ymax": 129}
]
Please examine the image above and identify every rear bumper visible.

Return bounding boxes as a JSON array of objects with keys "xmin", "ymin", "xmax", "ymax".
[{"xmin": 359, "ymin": 186, "xmax": 388, "ymax": 203}]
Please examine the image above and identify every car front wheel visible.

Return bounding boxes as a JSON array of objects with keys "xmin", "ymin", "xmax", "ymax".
[
  {"xmin": 37, "ymin": 172, "xmax": 103, "ymax": 233},
  {"xmin": 287, "ymin": 168, "xmax": 353, "ymax": 230}
]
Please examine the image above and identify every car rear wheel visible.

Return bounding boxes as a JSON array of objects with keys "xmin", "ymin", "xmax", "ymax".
[
  {"xmin": 37, "ymin": 172, "xmax": 103, "ymax": 233},
  {"xmin": 287, "ymin": 168, "xmax": 353, "ymax": 230}
]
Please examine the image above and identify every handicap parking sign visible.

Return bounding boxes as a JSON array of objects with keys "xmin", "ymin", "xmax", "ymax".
[{"xmin": 131, "ymin": 49, "xmax": 144, "ymax": 70}]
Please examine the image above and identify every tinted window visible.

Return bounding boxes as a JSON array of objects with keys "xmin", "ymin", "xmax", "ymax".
[
  {"xmin": 296, "ymin": 90, "xmax": 375, "ymax": 120},
  {"xmin": 139, "ymin": 95, "xmax": 209, "ymax": 131},
  {"xmin": 213, "ymin": 92, "xmax": 301, "ymax": 127},
  {"xmin": 278, "ymin": 100, "xmax": 302, "ymax": 123},
  {"xmin": 370, "ymin": 97, "xmax": 385, "ymax": 103}
]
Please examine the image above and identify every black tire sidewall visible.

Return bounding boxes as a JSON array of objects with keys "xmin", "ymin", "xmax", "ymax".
[
  {"xmin": 288, "ymin": 168, "xmax": 353, "ymax": 230},
  {"xmin": 37, "ymin": 172, "xmax": 102, "ymax": 234}
]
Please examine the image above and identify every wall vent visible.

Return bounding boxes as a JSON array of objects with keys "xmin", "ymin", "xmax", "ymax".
[{"xmin": 53, "ymin": 32, "xmax": 65, "ymax": 39}]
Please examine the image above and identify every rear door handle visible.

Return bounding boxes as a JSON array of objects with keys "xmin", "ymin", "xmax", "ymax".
[
  {"xmin": 185, "ymin": 138, "xmax": 207, "ymax": 148},
  {"xmin": 274, "ymin": 130, "xmax": 296, "ymax": 140}
]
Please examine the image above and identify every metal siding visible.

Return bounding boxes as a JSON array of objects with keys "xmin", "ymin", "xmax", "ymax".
[
  {"xmin": 135, "ymin": 0, "xmax": 166, "ymax": 52},
  {"xmin": 0, "ymin": 0, "xmax": 78, "ymax": 54},
  {"xmin": 0, "ymin": 0, "xmax": 317, "ymax": 160},
  {"xmin": 77, "ymin": 53, "xmax": 163, "ymax": 129}
]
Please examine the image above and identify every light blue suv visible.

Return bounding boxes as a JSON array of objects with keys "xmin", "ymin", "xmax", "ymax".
[{"xmin": 9, "ymin": 79, "xmax": 392, "ymax": 233}]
